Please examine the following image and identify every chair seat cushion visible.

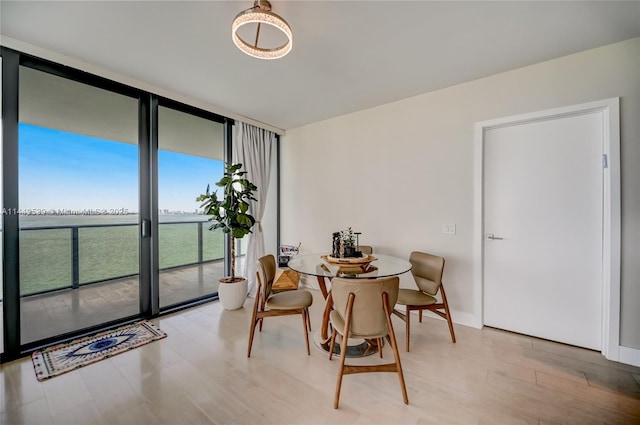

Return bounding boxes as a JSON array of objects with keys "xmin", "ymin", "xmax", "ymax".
[
  {"xmin": 267, "ymin": 289, "xmax": 313, "ymax": 310},
  {"xmin": 329, "ymin": 310, "xmax": 388, "ymax": 339},
  {"xmin": 396, "ymin": 288, "xmax": 436, "ymax": 306}
]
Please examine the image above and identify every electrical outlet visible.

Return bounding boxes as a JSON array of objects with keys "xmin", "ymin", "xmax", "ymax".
[{"xmin": 442, "ymin": 223, "xmax": 456, "ymax": 235}]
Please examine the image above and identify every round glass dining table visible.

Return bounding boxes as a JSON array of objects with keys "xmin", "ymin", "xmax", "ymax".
[{"xmin": 288, "ymin": 253, "xmax": 412, "ymax": 356}]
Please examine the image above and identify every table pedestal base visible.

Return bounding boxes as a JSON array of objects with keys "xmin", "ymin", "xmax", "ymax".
[{"xmin": 313, "ymin": 332, "xmax": 382, "ymax": 358}]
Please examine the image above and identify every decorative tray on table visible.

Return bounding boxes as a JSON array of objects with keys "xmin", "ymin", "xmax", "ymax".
[
  {"xmin": 321, "ymin": 254, "xmax": 378, "ymax": 276},
  {"xmin": 322, "ymin": 254, "xmax": 376, "ymax": 265}
]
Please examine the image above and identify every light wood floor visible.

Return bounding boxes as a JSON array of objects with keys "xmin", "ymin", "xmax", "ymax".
[{"xmin": 1, "ymin": 289, "xmax": 639, "ymax": 424}]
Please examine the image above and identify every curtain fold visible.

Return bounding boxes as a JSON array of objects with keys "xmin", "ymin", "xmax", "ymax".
[{"xmin": 233, "ymin": 121, "xmax": 275, "ymax": 297}]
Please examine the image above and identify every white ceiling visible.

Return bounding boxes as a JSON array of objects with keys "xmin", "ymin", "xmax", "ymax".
[{"xmin": 2, "ymin": 1, "xmax": 639, "ymax": 131}]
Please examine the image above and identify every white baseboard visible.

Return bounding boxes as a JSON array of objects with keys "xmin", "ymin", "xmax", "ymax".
[
  {"xmin": 406, "ymin": 309, "xmax": 482, "ymax": 330},
  {"xmin": 451, "ymin": 310, "xmax": 483, "ymax": 329},
  {"xmin": 618, "ymin": 345, "xmax": 640, "ymax": 367}
]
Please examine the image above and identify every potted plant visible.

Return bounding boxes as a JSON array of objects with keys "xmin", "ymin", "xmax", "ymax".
[
  {"xmin": 197, "ymin": 162, "xmax": 258, "ymax": 310},
  {"xmin": 341, "ymin": 227, "xmax": 357, "ymax": 257}
]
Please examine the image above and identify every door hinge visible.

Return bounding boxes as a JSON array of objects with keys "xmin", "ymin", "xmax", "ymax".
[{"xmin": 603, "ymin": 154, "xmax": 608, "ymax": 169}]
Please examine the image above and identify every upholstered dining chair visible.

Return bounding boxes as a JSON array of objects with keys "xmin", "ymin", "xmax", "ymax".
[
  {"xmin": 328, "ymin": 276, "xmax": 408, "ymax": 409},
  {"xmin": 392, "ymin": 251, "xmax": 456, "ymax": 351},
  {"xmin": 247, "ymin": 254, "xmax": 313, "ymax": 357},
  {"xmin": 359, "ymin": 245, "xmax": 373, "ymax": 255}
]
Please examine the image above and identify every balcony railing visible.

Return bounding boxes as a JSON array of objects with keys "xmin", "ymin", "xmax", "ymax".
[{"xmin": 11, "ymin": 220, "xmax": 238, "ymax": 297}]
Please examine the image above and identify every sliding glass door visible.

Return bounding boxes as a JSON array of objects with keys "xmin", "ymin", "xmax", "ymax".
[
  {"xmin": 0, "ymin": 55, "xmax": 4, "ymax": 355},
  {"xmin": 18, "ymin": 66, "xmax": 140, "ymax": 344},
  {"xmin": 157, "ymin": 105, "xmax": 226, "ymax": 309}
]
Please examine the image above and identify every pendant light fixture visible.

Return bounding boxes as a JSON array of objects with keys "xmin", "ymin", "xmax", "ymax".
[{"xmin": 232, "ymin": 0, "xmax": 293, "ymax": 60}]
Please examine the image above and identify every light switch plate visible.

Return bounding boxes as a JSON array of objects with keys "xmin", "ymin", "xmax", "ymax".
[{"xmin": 442, "ymin": 223, "xmax": 456, "ymax": 235}]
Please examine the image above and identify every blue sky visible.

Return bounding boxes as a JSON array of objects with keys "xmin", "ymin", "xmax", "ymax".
[{"xmin": 18, "ymin": 123, "xmax": 222, "ymax": 212}]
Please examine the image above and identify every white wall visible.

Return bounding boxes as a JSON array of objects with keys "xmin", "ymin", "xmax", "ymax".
[{"xmin": 280, "ymin": 38, "xmax": 640, "ymax": 350}]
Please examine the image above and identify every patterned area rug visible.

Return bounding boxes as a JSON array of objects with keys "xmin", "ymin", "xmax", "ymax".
[{"xmin": 32, "ymin": 320, "xmax": 166, "ymax": 381}]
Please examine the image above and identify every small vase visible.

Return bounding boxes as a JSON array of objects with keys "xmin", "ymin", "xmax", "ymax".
[{"xmin": 344, "ymin": 246, "xmax": 356, "ymax": 258}]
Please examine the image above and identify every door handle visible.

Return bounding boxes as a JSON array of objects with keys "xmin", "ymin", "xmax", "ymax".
[
  {"xmin": 141, "ymin": 219, "xmax": 150, "ymax": 238},
  {"xmin": 486, "ymin": 234, "xmax": 504, "ymax": 241}
]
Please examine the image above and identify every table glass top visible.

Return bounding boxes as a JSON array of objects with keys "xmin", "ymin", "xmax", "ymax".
[{"xmin": 287, "ymin": 253, "xmax": 412, "ymax": 279}]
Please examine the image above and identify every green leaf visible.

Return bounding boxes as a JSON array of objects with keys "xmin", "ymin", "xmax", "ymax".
[
  {"xmin": 237, "ymin": 214, "xmax": 250, "ymax": 226},
  {"xmin": 197, "ymin": 161, "xmax": 257, "ymax": 266}
]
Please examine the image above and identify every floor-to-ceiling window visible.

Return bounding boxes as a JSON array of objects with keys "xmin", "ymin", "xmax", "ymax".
[
  {"xmin": 0, "ymin": 48, "xmax": 279, "ymax": 362},
  {"xmin": 18, "ymin": 65, "xmax": 140, "ymax": 344},
  {"xmin": 157, "ymin": 105, "xmax": 226, "ymax": 309},
  {"xmin": 1, "ymin": 55, "xmax": 4, "ymax": 355}
]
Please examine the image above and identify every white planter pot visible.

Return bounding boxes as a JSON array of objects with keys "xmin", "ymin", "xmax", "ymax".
[{"xmin": 218, "ymin": 278, "xmax": 248, "ymax": 310}]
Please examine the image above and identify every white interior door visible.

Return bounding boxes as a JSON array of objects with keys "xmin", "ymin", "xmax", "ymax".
[{"xmin": 483, "ymin": 111, "xmax": 603, "ymax": 350}]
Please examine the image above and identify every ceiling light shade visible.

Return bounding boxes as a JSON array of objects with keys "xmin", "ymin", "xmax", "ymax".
[{"xmin": 232, "ymin": 0, "xmax": 292, "ymax": 60}]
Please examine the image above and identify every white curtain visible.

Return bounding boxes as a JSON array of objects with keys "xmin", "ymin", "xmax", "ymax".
[{"xmin": 233, "ymin": 121, "xmax": 275, "ymax": 297}]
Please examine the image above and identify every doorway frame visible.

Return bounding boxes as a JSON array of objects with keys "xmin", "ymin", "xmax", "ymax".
[{"xmin": 473, "ymin": 98, "xmax": 620, "ymax": 361}]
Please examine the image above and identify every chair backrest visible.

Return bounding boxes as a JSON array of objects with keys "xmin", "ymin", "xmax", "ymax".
[
  {"xmin": 257, "ymin": 254, "xmax": 277, "ymax": 299},
  {"xmin": 359, "ymin": 245, "xmax": 373, "ymax": 255},
  {"xmin": 331, "ymin": 277, "xmax": 399, "ymax": 337},
  {"xmin": 409, "ymin": 251, "xmax": 445, "ymax": 296}
]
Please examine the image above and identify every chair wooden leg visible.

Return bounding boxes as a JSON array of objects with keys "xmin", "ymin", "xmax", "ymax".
[
  {"xmin": 247, "ymin": 319, "xmax": 258, "ymax": 358},
  {"xmin": 378, "ymin": 338, "xmax": 383, "ymax": 358},
  {"xmin": 334, "ymin": 329, "xmax": 348, "ymax": 409},
  {"xmin": 334, "ymin": 293, "xmax": 354, "ymax": 409},
  {"xmin": 306, "ymin": 307, "xmax": 312, "ymax": 331},
  {"xmin": 302, "ymin": 309, "xmax": 311, "ymax": 355},
  {"xmin": 440, "ymin": 286, "xmax": 456, "ymax": 343},
  {"xmin": 247, "ymin": 290, "xmax": 261, "ymax": 357},
  {"xmin": 445, "ymin": 308, "xmax": 456, "ymax": 343},
  {"xmin": 405, "ymin": 305, "xmax": 411, "ymax": 352},
  {"xmin": 329, "ymin": 328, "xmax": 337, "ymax": 360},
  {"xmin": 419, "ymin": 310, "xmax": 423, "ymax": 323},
  {"xmin": 321, "ymin": 292, "xmax": 334, "ymax": 341},
  {"xmin": 386, "ymin": 313, "xmax": 408, "ymax": 405},
  {"xmin": 259, "ymin": 295, "xmax": 266, "ymax": 332}
]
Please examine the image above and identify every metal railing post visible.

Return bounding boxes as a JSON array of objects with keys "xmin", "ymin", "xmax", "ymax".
[
  {"xmin": 71, "ymin": 227, "xmax": 79, "ymax": 289},
  {"xmin": 198, "ymin": 221, "xmax": 203, "ymax": 264}
]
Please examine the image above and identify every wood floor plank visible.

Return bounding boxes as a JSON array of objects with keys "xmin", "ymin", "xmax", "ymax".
[{"xmin": 536, "ymin": 370, "xmax": 640, "ymax": 420}]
